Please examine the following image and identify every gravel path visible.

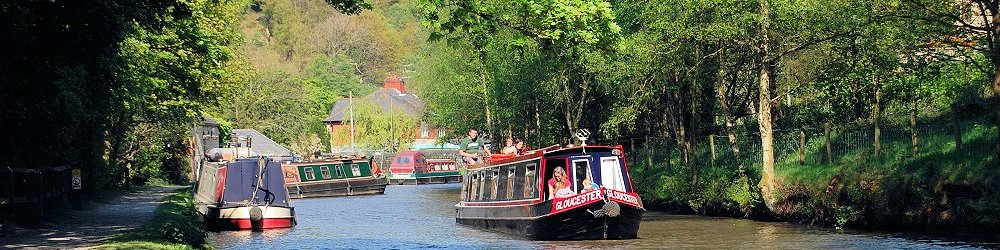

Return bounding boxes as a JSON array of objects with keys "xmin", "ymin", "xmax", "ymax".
[{"xmin": 1, "ymin": 186, "xmax": 185, "ymax": 249}]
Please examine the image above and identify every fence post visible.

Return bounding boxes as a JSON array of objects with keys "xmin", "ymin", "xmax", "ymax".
[
  {"xmin": 952, "ymin": 104, "xmax": 963, "ymax": 151},
  {"xmin": 825, "ymin": 122, "xmax": 833, "ymax": 165},
  {"xmin": 799, "ymin": 129, "xmax": 806, "ymax": 165},
  {"xmin": 709, "ymin": 135, "xmax": 716, "ymax": 167}
]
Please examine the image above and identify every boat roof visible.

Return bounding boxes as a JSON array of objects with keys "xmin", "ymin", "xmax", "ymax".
[
  {"xmin": 393, "ymin": 150, "xmax": 424, "ymax": 157},
  {"xmin": 466, "ymin": 144, "xmax": 623, "ymax": 170}
]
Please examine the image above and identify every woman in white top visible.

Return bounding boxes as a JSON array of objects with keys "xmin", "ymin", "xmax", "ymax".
[{"xmin": 500, "ymin": 137, "xmax": 517, "ymax": 155}]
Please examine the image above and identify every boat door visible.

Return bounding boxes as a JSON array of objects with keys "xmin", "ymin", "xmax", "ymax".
[
  {"xmin": 569, "ymin": 156, "xmax": 592, "ymax": 193},
  {"xmin": 599, "ymin": 156, "xmax": 627, "ymax": 191}
]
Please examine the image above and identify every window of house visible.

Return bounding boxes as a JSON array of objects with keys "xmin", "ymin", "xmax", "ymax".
[
  {"xmin": 420, "ymin": 122, "xmax": 429, "ymax": 138},
  {"xmin": 320, "ymin": 166, "xmax": 331, "ymax": 179},
  {"xmin": 351, "ymin": 164, "xmax": 361, "ymax": 176},
  {"xmin": 303, "ymin": 167, "xmax": 315, "ymax": 180},
  {"xmin": 524, "ymin": 163, "xmax": 537, "ymax": 198}
]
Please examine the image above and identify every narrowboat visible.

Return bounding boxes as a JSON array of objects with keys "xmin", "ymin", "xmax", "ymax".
[
  {"xmin": 388, "ymin": 150, "xmax": 462, "ymax": 185},
  {"xmin": 282, "ymin": 155, "xmax": 387, "ymax": 198},
  {"xmin": 195, "ymin": 156, "xmax": 295, "ymax": 230},
  {"xmin": 456, "ymin": 144, "xmax": 644, "ymax": 240}
]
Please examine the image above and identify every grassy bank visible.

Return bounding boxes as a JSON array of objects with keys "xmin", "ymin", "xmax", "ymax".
[
  {"xmin": 629, "ymin": 117, "xmax": 999, "ymax": 236},
  {"xmin": 95, "ymin": 187, "xmax": 209, "ymax": 250}
]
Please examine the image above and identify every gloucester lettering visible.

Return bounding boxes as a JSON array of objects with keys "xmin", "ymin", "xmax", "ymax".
[{"xmin": 554, "ymin": 190, "xmax": 601, "ymax": 211}]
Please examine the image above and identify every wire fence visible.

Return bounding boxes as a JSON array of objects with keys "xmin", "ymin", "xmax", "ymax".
[{"xmin": 622, "ymin": 121, "xmax": 998, "ymax": 172}]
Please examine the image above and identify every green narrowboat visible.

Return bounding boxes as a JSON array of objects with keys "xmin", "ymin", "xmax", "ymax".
[{"xmin": 282, "ymin": 155, "xmax": 387, "ymax": 198}]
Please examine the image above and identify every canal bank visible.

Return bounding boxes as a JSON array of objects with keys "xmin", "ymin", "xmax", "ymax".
[
  {"xmin": 628, "ymin": 118, "xmax": 1000, "ymax": 242},
  {"xmin": 208, "ymin": 184, "xmax": 994, "ymax": 249}
]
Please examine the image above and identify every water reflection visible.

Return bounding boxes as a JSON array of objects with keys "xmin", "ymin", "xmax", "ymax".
[{"xmin": 209, "ymin": 184, "xmax": 992, "ymax": 249}]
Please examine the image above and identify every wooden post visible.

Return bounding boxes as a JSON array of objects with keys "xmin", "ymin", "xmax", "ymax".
[
  {"xmin": 952, "ymin": 104, "xmax": 963, "ymax": 151},
  {"xmin": 709, "ymin": 135, "xmax": 716, "ymax": 167},
  {"xmin": 825, "ymin": 122, "xmax": 832, "ymax": 165},
  {"xmin": 798, "ymin": 129, "xmax": 806, "ymax": 165}
]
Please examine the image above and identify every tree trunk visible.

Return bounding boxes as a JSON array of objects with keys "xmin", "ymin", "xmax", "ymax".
[
  {"xmin": 758, "ymin": 62, "xmax": 778, "ymax": 211},
  {"xmin": 481, "ymin": 72, "xmax": 493, "ymax": 134},
  {"xmin": 874, "ymin": 76, "xmax": 882, "ymax": 159},
  {"xmin": 757, "ymin": 0, "xmax": 779, "ymax": 212}
]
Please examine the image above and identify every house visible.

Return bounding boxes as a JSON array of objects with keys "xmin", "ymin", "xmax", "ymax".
[{"xmin": 323, "ymin": 73, "xmax": 450, "ymax": 151}]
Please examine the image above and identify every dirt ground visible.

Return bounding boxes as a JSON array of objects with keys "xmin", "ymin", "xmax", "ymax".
[{"xmin": 0, "ymin": 186, "xmax": 185, "ymax": 249}]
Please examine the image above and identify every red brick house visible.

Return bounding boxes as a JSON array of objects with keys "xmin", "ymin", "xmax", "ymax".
[{"xmin": 323, "ymin": 74, "xmax": 446, "ymax": 151}]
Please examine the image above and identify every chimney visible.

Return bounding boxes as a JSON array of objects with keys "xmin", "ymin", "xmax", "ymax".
[{"xmin": 384, "ymin": 73, "xmax": 405, "ymax": 93}]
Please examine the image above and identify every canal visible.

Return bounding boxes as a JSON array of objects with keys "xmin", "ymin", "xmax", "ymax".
[{"xmin": 210, "ymin": 184, "xmax": 993, "ymax": 249}]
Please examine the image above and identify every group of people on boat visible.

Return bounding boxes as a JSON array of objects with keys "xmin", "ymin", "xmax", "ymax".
[{"xmin": 457, "ymin": 128, "xmax": 528, "ymax": 165}]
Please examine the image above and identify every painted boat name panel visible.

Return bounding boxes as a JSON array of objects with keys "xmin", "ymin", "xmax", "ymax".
[
  {"xmin": 552, "ymin": 189, "xmax": 602, "ymax": 214},
  {"xmin": 606, "ymin": 189, "xmax": 643, "ymax": 209}
]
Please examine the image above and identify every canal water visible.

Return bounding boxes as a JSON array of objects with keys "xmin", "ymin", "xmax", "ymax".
[{"xmin": 209, "ymin": 184, "xmax": 994, "ymax": 249}]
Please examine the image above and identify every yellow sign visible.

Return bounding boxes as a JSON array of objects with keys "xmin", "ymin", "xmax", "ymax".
[{"xmin": 72, "ymin": 168, "xmax": 82, "ymax": 190}]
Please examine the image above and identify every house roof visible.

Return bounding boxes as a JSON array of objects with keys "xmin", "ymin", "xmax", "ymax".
[
  {"xmin": 231, "ymin": 129, "xmax": 292, "ymax": 157},
  {"xmin": 323, "ymin": 88, "xmax": 425, "ymax": 123},
  {"xmin": 322, "ymin": 98, "xmax": 354, "ymax": 123}
]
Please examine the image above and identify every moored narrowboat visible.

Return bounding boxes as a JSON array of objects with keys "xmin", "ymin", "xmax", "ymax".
[
  {"xmin": 282, "ymin": 155, "xmax": 387, "ymax": 198},
  {"xmin": 195, "ymin": 156, "xmax": 295, "ymax": 230},
  {"xmin": 455, "ymin": 144, "xmax": 644, "ymax": 240},
  {"xmin": 388, "ymin": 150, "xmax": 462, "ymax": 185}
]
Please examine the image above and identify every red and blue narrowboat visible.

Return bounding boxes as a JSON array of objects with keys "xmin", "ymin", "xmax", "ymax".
[
  {"xmin": 456, "ymin": 144, "xmax": 644, "ymax": 240},
  {"xmin": 195, "ymin": 156, "xmax": 295, "ymax": 230},
  {"xmin": 388, "ymin": 150, "xmax": 462, "ymax": 185},
  {"xmin": 282, "ymin": 155, "xmax": 387, "ymax": 198}
]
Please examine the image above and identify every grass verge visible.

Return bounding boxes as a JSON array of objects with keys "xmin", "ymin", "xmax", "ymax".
[{"xmin": 94, "ymin": 187, "xmax": 209, "ymax": 250}]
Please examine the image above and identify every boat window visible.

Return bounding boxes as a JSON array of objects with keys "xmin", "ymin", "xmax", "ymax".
[
  {"xmin": 320, "ymin": 166, "xmax": 332, "ymax": 179},
  {"xmin": 524, "ymin": 163, "xmax": 536, "ymax": 198},
  {"xmin": 600, "ymin": 157, "xmax": 626, "ymax": 191},
  {"xmin": 351, "ymin": 164, "xmax": 361, "ymax": 176},
  {"xmin": 303, "ymin": 167, "xmax": 315, "ymax": 180},
  {"xmin": 397, "ymin": 157, "xmax": 410, "ymax": 164},
  {"xmin": 572, "ymin": 159, "xmax": 590, "ymax": 193},
  {"xmin": 478, "ymin": 170, "xmax": 487, "ymax": 201},
  {"xmin": 490, "ymin": 168, "xmax": 499, "ymax": 200},
  {"xmin": 506, "ymin": 167, "xmax": 515, "ymax": 200},
  {"xmin": 335, "ymin": 165, "xmax": 344, "ymax": 178},
  {"xmin": 469, "ymin": 172, "xmax": 479, "ymax": 201}
]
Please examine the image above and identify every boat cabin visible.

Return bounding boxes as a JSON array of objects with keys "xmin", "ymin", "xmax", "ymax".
[
  {"xmin": 463, "ymin": 146, "xmax": 634, "ymax": 203},
  {"xmin": 389, "ymin": 150, "xmax": 427, "ymax": 175}
]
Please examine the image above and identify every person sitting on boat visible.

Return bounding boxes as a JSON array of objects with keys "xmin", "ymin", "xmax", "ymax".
[
  {"xmin": 500, "ymin": 137, "xmax": 517, "ymax": 155},
  {"xmin": 582, "ymin": 175, "xmax": 600, "ymax": 192},
  {"xmin": 548, "ymin": 166, "xmax": 575, "ymax": 199},
  {"xmin": 514, "ymin": 139, "xmax": 526, "ymax": 156},
  {"xmin": 459, "ymin": 128, "xmax": 490, "ymax": 165}
]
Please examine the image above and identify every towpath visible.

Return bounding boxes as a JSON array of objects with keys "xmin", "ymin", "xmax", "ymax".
[{"xmin": 0, "ymin": 186, "xmax": 184, "ymax": 249}]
